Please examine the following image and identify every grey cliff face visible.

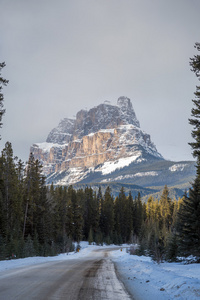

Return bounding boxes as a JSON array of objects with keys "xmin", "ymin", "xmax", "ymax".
[
  {"xmin": 46, "ymin": 118, "xmax": 75, "ymax": 144},
  {"xmin": 117, "ymin": 96, "xmax": 140, "ymax": 128}
]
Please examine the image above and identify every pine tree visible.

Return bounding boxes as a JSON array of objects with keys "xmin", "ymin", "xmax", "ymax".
[
  {"xmin": 36, "ymin": 176, "xmax": 52, "ymax": 250},
  {"xmin": 177, "ymin": 43, "xmax": 200, "ymax": 259},
  {"xmin": 114, "ymin": 187, "xmax": 126, "ymax": 239},
  {"xmin": 73, "ymin": 189, "xmax": 83, "ymax": 242},
  {"xmin": 0, "ymin": 143, "xmax": 26, "ymax": 258},
  {"xmin": 54, "ymin": 186, "xmax": 68, "ymax": 252},
  {"xmin": 24, "ymin": 234, "xmax": 35, "ymax": 257},
  {"xmin": 97, "ymin": 186, "xmax": 103, "ymax": 215},
  {"xmin": 99, "ymin": 187, "xmax": 105, "ymax": 237},
  {"xmin": 124, "ymin": 192, "xmax": 134, "ymax": 243},
  {"xmin": 189, "ymin": 42, "xmax": 200, "ymax": 174},
  {"xmin": 82, "ymin": 187, "xmax": 99, "ymax": 240},
  {"xmin": 23, "ymin": 153, "xmax": 47, "ymax": 242},
  {"xmin": 166, "ymin": 231, "xmax": 178, "ymax": 262},
  {"xmin": 88, "ymin": 227, "xmax": 93, "ymax": 245},
  {"xmin": 0, "ymin": 142, "xmax": 23, "ymax": 257},
  {"xmin": 133, "ymin": 193, "xmax": 144, "ymax": 236},
  {"xmin": 66, "ymin": 191, "xmax": 74, "ymax": 239},
  {"xmin": 0, "ymin": 62, "xmax": 8, "ymax": 138},
  {"xmin": 159, "ymin": 185, "xmax": 173, "ymax": 230},
  {"xmin": 101, "ymin": 186, "xmax": 114, "ymax": 239},
  {"xmin": 177, "ymin": 183, "xmax": 200, "ymax": 257}
]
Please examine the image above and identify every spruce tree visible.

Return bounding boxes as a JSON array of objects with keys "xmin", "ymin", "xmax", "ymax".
[
  {"xmin": 0, "ymin": 142, "xmax": 23, "ymax": 255},
  {"xmin": 101, "ymin": 186, "xmax": 114, "ymax": 240},
  {"xmin": 159, "ymin": 185, "xmax": 173, "ymax": 230},
  {"xmin": 133, "ymin": 193, "xmax": 144, "ymax": 236},
  {"xmin": 82, "ymin": 187, "xmax": 98, "ymax": 240},
  {"xmin": 177, "ymin": 183, "xmax": 200, "ymax": 257},
  {"xmin": 124, "ymin": 192, "xmax": 134, "ymax": 243},
  {"xmin": 73, "ymin": 189, "xmax": 83, "ymax": 243},
  {"xmin": 177, "ymin": 43, "xmax": 200, "ymax": 258},
  {"xmin": 88, "ymin": 227, "xmax": 93, "ymax": 245},
  {"xmin": 189, "ymin": 42, "xmax": 200, "ymax": 173},
  {"xmin": 54, "ymin": 186, "xmax": 68, "ymax": 252},
  {"xmin": 114, "ymin": 187, "xmax": 126, "ymax": 240},
  {"xmin": 0, "ymin": 62, "xmax": 8, "ymax": 137},
  {"xmin": 66, "ymin": 195, "xmax": 74, "ymax": 239},
  {"xmin": 23, "ymin": 153, "xmax": 47, "ymax": 242}
]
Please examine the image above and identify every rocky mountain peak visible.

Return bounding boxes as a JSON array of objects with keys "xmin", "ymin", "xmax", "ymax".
[
  {"xmin": 117, "ymin": 96, "xmax": 131, "ymax": 108},
  {"xmin": 117, "ymin": 96, "xmax": 140, "ymax": 128},
  {"xmin": 46, "ymin": 97, "xmax": 140, "ymax": 143},
  {"xmin": 30, "ymin": 96, "xmax": 163, "ymax": 185}
]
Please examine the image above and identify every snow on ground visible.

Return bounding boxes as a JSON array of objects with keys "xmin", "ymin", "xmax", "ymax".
[
  {"xmin": 111, "ymin": 248, "xmax": 200, "ymax": 300},
  {"xmin": 0, "ymin": 242, "xmax": 117, "ymax": 273},
  {"xmin": 0, "ymin": 242, "xmax": 200, "ymax": 300}
]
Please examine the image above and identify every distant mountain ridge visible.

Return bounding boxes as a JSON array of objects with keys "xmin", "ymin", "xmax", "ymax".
[{"xmin": 30, "ymin": 96, "xmax": 195, "ymax": 190}]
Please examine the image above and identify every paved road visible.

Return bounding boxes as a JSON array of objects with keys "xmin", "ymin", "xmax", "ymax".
[{"xmin": 0, "ymin": 248, "xmax": 132, "ymax": 300}]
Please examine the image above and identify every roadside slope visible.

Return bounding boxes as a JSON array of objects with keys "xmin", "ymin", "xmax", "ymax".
[{"xmin": 111, "ymin": 248, "xmax": 200, "ymax": 300}]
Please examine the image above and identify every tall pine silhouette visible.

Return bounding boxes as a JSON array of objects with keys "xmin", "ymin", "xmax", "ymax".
[{"xmin": 177, "ymin": 43, "xmax": 200, "ymax": 258}]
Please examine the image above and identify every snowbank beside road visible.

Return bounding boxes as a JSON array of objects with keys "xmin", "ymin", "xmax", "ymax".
[
  {"xmin": 0, "ymin": 242, "xmax": 118, "ymax": 273},
  {"xmin": 1, "ymin": 243, "xmax": 200, "ymax": 300},
  {"xmin": 111, "ymin": 248, "xmax": 200, "ymax": 300},
  {"xmin": 0, "ymin": 242, "xmax": 92, "ymax": 272}
]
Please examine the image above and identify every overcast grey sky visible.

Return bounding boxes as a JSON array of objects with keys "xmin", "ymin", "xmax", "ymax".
[{"xmin": 1, "ymin": 0, "xmax": 200, "ymax": 162}]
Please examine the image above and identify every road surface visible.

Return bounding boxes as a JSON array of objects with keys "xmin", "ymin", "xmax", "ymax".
[{"xmin": 0, "ymin": 248, "xmax": 133, "ymax": 300}]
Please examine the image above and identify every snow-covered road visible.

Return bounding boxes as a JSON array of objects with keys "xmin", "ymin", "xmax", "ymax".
[
  {"xmin": 0, "ymin": 243, "xmax": 200, "ymax": 299},
  {"xmin": 0, "ymin": 246, "xmax": 131, "ymax": 300}
]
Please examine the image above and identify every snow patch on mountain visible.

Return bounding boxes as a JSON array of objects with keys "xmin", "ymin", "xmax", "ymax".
[
  {"xmin": 47, "ymin": 167, "xmax": 86, "ymax": 186},
  {"xmin": 99, "ymin": 129, "xmax": 115, "ymax": 134},
  {"xmin": 59, "ymin": 168, "xmax": 86, "ymax": 185},
  {"xmin": 134, "ymin": 171, "xmax": 159, "ymax": 177},
  {"xmin": 101, "ymin": 171, "xmax": 159, "ymax": 183},
  {"xmin": 33, "ymin": 142, "xmax": 66, "ymax": 153},
  {"xmin": 96, "ymin": 155, "xmax": 144, "ymax": 175},
  {"xmin": 169, "ymin": 164, "xmax": 188, "ymax": 172}
]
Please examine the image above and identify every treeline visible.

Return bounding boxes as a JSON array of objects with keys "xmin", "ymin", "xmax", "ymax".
[
  {"xmin": 1, "ymin": 142, "xmax": 199, "ymax": 262},
  {"xmin": 131, "ymin": 185, "xmax": 199, "ymax": 263},
  {"xmin": 0, "ymin": 142, "xmax": 143, "ymax": 258}
]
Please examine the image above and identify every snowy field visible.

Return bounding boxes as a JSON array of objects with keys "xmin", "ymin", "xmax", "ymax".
[{"xmin": 0, "ymin": 242, "xmax": 200, "ymax": 300}]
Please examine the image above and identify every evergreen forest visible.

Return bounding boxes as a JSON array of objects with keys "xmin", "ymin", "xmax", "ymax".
[{"xmin": 0, "ymin": 142, "xmax": 198, "ymax": 263}]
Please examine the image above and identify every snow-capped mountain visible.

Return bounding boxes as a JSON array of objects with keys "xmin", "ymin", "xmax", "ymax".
[{"xmin": 30, "ymin": 96, "xmax": 195, "ymax": 187}]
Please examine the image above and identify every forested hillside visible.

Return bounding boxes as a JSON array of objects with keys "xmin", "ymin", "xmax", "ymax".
[{"xmin": 0, "ymin": 142, "xmax": 196, "ymax": 262}]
